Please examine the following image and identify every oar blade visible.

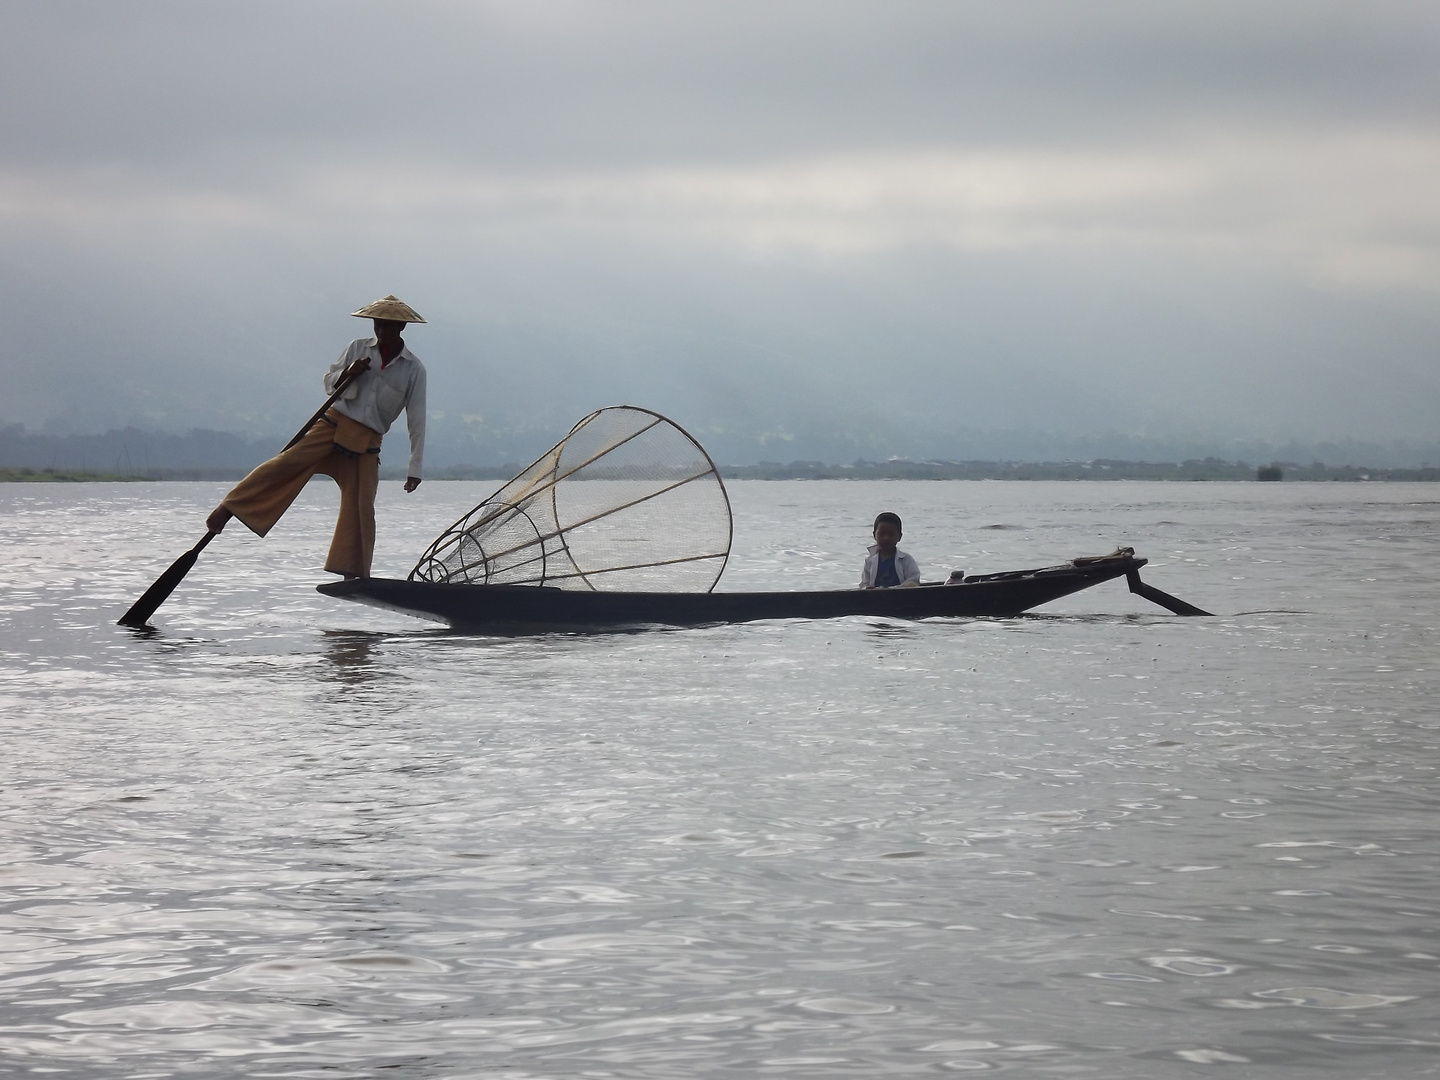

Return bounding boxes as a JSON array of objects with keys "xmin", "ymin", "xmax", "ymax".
[
  {"xmin": 1125, "ymin": 569, "xmax": 1212, "ymax": 617},
  {"xmin": 117, "ymin": 532, "xmax": 216, "ymax": 628}
]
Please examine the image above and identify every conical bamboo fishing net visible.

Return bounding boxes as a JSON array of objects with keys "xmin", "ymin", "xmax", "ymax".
[{"xmin": 410, "ymin": 406, "xmax": 732, "ymax": 592}]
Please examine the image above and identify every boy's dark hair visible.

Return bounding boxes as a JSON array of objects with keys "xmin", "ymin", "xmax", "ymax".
[{"xmin": 872, "ymin": 512, "xmax": 902, "ymax": 535}]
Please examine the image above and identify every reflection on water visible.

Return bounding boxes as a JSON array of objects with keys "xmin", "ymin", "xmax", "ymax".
[
  {"xmin": 1, "ymin": 481, "xmax": 1439, "ymax": 1077},
  {"xmin": 319, "ymin": 628, "xmax": 387, "ymax": 683},
  {"xmin": 862, "ymin": 620, "xmax": 920, "ymax": 640}
]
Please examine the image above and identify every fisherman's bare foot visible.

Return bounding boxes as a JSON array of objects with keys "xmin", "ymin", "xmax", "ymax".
[{"xmin": 206, "ymin": 505, "xmax": 232, "ymax": 533}]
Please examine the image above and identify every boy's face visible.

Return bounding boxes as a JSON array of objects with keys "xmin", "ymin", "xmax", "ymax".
[{"xmin": 873, "ymin": 521, "xmax": 900, "ymax": 554}]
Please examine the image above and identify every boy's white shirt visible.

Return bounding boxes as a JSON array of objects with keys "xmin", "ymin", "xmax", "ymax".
[{"xmin": 860, "ymin": 546, "xmax": 921, "ymax": 588}]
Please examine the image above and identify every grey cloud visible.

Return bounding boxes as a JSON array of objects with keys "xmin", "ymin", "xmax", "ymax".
[
  {"xmin": 6, "ymin": 1, "xmax": 1438, "ymax": 168},
  {"xmin": 2, "ymin": 0, "xmax": 1438, "ymax": 462}
]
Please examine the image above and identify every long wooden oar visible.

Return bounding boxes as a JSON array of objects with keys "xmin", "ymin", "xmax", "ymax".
[{"xmin": 117, "ymin": 361, "xmax": 369, "ymax": 628}]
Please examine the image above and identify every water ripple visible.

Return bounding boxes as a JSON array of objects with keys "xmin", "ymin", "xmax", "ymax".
[{"xmin": 4, "ymin": 481, "xmax": 1440, "ymax": 1075}]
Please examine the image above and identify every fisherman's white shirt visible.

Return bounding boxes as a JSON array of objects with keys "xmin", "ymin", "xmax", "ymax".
[
  {"xmin": 324, "ymin": 338, "xmax": 427, "ymax": 479},
  {"xmin": 859, "ymin": 546, "xmax": 921, "ymax": 588}
]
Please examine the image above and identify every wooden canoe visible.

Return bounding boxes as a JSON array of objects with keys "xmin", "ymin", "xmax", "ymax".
[{"xmin": 316, "ymin": 548, "xmax": 1208, "ymax": 631}]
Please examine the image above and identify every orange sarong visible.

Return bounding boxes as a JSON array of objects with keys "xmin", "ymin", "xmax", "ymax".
[{"xmin": 220, "ymin": 410, "xmax": 383, "ymax": 577}]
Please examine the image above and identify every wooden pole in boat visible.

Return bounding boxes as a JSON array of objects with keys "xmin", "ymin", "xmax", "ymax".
[{"xmin": 117, "ymin": 361, "xmax": 370, "ymax": 629}]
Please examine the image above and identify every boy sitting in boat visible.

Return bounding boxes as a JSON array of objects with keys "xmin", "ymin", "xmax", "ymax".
[{"xmin": 860, "ymin": 512, "xmax": 921, "ymax": 589}]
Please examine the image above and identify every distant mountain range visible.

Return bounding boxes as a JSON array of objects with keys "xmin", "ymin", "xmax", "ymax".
[{"xmin": 3, "ymin": 423, "xmax": 1437, "ymax": 481}]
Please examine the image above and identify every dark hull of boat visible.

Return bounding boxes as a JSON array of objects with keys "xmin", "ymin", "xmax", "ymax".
[{"xmin": 317, "ymin": 554, "xmax": 1150, "ymax": 631}]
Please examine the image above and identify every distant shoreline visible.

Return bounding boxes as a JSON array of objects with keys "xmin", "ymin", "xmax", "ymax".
[
  {"xmin": 716, "ymin": 460, "xmax": 1440, "ymax": 482},
  {"xmin": 4, "ymin": 461, "xmax": 1438, "ymax": 484}
]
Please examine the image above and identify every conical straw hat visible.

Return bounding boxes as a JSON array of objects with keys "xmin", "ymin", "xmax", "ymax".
[{"xmin": 351, "ymin": 294, "xmax": 426, "ymax": 323}]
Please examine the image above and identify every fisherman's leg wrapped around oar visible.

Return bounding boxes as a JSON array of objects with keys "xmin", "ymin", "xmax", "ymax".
[{"xmin": 218, "ymin": 410, "xmax": 382, "ymax": 577}]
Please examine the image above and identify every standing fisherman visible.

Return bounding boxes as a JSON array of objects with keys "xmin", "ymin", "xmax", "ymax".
[{"xmin": 205, "ymin": 295, "xmax": 428, "ymax": 578}]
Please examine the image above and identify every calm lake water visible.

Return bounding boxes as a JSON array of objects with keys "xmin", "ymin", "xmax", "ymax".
[{"xmin": 2, "ymin": 479, "xmax": 1438, "ymax": 1078}]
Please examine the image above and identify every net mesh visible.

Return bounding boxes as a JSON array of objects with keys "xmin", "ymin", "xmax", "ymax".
[{"xmin": 410, "ymin": 406, "xmax": 732, "ymax": 592}]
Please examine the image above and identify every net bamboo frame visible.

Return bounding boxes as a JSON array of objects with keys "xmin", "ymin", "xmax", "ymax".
[{"xmin": 410, "ymin": 406, "xmax": 733, "ymax": 592}]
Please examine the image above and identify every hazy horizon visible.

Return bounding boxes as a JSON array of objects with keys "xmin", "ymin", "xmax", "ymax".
[{"xmin": 4, "ymin": 1, "xmax": 1438, "ymax": 461}]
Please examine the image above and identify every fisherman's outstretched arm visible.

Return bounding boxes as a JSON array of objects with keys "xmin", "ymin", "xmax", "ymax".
[{"xmin": 404, "ymin": 366, "xmax": 427, "ymax": 493}]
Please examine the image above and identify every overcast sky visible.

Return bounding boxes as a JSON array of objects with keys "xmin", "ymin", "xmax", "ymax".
[{"xmin": 3, "ymin": 1, "xmax": 1438, "ymax": 463}]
